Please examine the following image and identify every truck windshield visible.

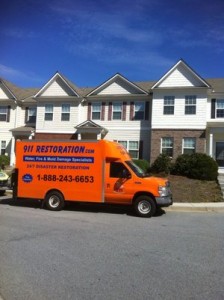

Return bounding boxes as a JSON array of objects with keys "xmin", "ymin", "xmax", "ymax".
[{"xmin": 126, "ymin": 161, "xmax": 147, "ymax": 178}]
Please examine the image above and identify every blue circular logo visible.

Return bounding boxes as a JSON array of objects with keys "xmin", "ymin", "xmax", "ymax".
[{"xmin": 22, "ymin": 174, "xmax": 33, "ymax": 183}]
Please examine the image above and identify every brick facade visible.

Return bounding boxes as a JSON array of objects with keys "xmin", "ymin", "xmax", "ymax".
[{"xmin": 150, "ymin": 129, "xmax": 206, "ymax": 163}]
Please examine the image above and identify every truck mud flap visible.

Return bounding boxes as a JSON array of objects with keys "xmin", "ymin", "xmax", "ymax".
[{"xmin": 11, "ymin": 168, "xmax": 18, "ymax": 201}]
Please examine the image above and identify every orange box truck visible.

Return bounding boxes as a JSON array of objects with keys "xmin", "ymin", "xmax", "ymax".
[{"xmin": 12, "ymin": 140, "xmax": 172, "ymax": 217}]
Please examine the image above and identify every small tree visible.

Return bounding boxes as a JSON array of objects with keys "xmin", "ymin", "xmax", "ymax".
[{"xmin": 0, "ymin": 155, "xmax": 10, "ymax": 168}]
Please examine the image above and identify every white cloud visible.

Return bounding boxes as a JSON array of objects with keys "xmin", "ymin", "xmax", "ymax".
[{"xmin": 0, "ymin": 64, "xmax": 42, "ymax": 85}]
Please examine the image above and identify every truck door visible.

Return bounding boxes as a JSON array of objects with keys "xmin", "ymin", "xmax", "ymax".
[{"xmin": 105, "ymin": 161, "xmax": 134, "ymax": 204}]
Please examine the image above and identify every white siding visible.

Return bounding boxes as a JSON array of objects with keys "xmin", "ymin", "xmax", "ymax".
[
  {"xmin": 98, "ymin": 82, "xmax": 131, "ymax": 95},
  {"xmin": 0, "ymin": 131, "xmax": 12, "ymax": 156},
  {"xmin": 41, "ymin": 81, "xmax": 69, "ymax": 96},
  {"xmin": 0, "ymin": 87, "xmax": 9, "ymax": 99},
  {"xmin": 36, "ymin": 102, "xmax": 81, "ymax": 132},
  {"xmin": 152, "ymin": 89, "xmax": 207, "ymax": 129},
  {"xmin": 159, "ymin": 65, "xmax": 204, "ymax": 88}
]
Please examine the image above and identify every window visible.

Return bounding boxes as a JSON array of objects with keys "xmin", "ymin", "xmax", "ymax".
[
  {"xmin": 185, "ymin": 96, "xmax": 196, "ymax": 114},
  {"xmin": 1, "ymin": 141, "xmax": 6, "ymax": 155},
  {"xmin": 110, "ymin": 162, "xmax": 129, "ymax": 178},
  {"xmin": 61, "ymin": 104, "xmax": 70, "ymax": 121},
  {"xmin": 161, "ymin": 137, "xmax": 173, "ymax": 157},
  {"xmin": 183, "ymin": 138, "xmax": 196, "ymax": 155},
  {"xmin": 134, "ymin": 102, "xmax": 145, "ymax": 120},
  {"xmin": 117, "ymin": 140, "xmax": 139, "ymax": 159},
  {"xmin": 0, "ymin": 106, "xmax": 7, "ymax": 121},
  {"xmin": 45, "ymin": 104, "xmax": 53, "ymax": 121},
  {"xmin": 164, "ymin": 96, "xmax": 175, "ymax": 115},
  {"xmin": 92, "ymin": 103, "xmax": 101, "ymax": 120},
  {"xmin": 113, "ymin": 102, "xmax": 122, "ymax": 120},
  {"xmin": 216, "ymin": 99, "xmax": 224, "ymax": 118},
  {"xmin": 27, "ymin": 107, "xmax": 36, "ymax": 123}
]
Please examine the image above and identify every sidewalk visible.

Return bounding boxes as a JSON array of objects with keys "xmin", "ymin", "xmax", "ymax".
[{"xmin": 164, "ymin": 202, "xmax": 224, "ymax": 212}]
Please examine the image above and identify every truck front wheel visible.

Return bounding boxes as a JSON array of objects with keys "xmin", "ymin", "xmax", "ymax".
[
  {"xmin": 134, "ymin": 195, "xmax": 156, "ymax": 218},
  {"xmin": 45, "ymin": 191, "xmax": 64, "ymax": 211}
]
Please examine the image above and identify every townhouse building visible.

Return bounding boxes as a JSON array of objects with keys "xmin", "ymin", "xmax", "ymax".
[{"xmin": 0, "ymin": 59, "xmax": 224, "ymax": 172}]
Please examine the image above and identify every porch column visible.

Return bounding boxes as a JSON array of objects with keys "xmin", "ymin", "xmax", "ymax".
[
  {"xmin": 209, "ymin": 133, "xmax": 213, "ymax": 157},
  {"xmin": 10, "ymin": 136, "xmax": 15, "ymax": 166}
]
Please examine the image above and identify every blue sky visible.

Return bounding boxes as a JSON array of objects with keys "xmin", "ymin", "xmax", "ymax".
[{"xmin": 0, "ymin": 0, "xmax": 224, "ymax": 88}]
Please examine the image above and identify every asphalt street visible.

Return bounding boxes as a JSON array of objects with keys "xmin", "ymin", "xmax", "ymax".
[{"xmin": 0, "ymin": 197, "xmax": 224, "ymax": 300}]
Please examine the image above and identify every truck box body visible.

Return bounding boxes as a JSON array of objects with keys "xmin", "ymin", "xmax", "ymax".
[{"xmin": 13, "ymin": 140, "xmax": 172, "ymax": 217}]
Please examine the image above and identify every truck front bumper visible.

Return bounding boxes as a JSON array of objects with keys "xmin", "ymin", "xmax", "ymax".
[{"xmin": 155, "ymin": 195, "xmax": 173, "ymax": 207}]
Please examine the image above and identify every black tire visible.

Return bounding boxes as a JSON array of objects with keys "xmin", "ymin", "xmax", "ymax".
[
  {"xmin": 0, "ymin": 190, "xmax": 5, "ymax": 196},
  {"xmin": 45, "ymin": 191, "xmax": 64, "ymax": 211},
  {"xmin": 134, "ymin": 195, "xmax": 156, "ymax": 218}
]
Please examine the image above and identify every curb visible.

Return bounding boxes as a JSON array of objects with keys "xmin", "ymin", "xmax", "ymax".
[
  {"xmin": 164, "ymin": 202, "xmax": 224, "ymax": 212},
  {"xmin": 2, "ymin": 191, "xmax": 224, "ymax": 213}
]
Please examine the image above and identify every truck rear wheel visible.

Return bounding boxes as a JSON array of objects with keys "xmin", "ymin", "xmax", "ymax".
[
  {"xmin": 134, "ymin": 195, "xmax": 156, "ymax": 218},
  {"xmin": 45, "ymin": 191, "xmax": 64, "ymax": 211}
]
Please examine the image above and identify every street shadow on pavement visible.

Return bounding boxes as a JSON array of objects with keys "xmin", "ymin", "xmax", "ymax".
[{"xmin": 0, "ymin": 196, "xmax": 166, "ymax": 217}]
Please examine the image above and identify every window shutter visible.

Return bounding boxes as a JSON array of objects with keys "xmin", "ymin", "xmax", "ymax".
[
  {"xmin": 122, "ymin": 102, "xmax": 127, "ymax": 121},
  {"xmin": 101, "ymin": 102, "xmax": 105, "ymax": 121},
  {"xmin": 25, "ymin": 107, "xmax": 28, "ymax": 122},
  {"xmin": 130, "ymin": 102, "xmax": 134, "ymax": 120},
  {"xmin": 108, "ymin": 102, "xmax": 112, "ymax": 121},
  {"xmin": 87, "ymin": 102, "xmax": 91, "ymax": 120},
  {"xmin": 7, "ymin": 106, "xmax": 11, "ymax": 122},
  {"xmin": 211, "ymin": 99, "xmax": 216, "ymax": 119},
  {"xmin": 139, "ymin": 140, "xmax": 143, "ymax": 159},
  {"xmin": 145, "ymin": 101, "xmax": 149, "ymax": 120}
]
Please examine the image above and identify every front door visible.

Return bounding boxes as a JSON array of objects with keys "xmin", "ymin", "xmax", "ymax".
[{"xmin": 216, "ymin": 142, "xmax": 224, "ymax": 167}]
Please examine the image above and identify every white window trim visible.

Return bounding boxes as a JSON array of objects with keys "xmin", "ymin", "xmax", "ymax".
[
  {"xmin": 112, "ymin": 102, "xmax": 122, "ymax": 120},
  {"xmin": 163, "ymin": 96, "xmax": 175, "ymax": 115},
  {"xmin": 161, "ymin": 137, "xmax": 173, "ymax": 157},
  {"xmin": 116, "ymin": 140, "xmax": 140, "ymax": 159},
  {"xmin": 1, "ymin": 140, "xmax": 6, "ymax": 155},
  {"xmin": 92, "ymin": 102, "xmax": 101, "ymax": 120},
  {"xmin": 182, "ymin": 137, "xmax": 196, "ymax": 154},
  {"xmin": 61, "ymin": 104, "xmax": 70, "ymax": 121},
  {"xmin": 45, "ymin": 104, "xmax": 54, "ymax": 121},
  {"xmin": 0, "ymin": 106, "xmax": 7, "ymax": 122},
  {"xmin": 134, "ymin": 102, "xmax": 145, "ymax": 120},
  {"xmin": 216, "ymin": 99, "xmax": 224, "ymax": 118}
]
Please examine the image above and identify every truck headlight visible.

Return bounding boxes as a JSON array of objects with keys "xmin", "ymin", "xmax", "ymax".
[{"xmin": 158, "ymin": 184, "xmax": 169, "ymax": 197}]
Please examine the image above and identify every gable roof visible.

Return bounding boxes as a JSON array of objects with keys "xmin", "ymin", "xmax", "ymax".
[
  {"xmin": 0, "ymin": 78, "xmax": 38, "ymax": 101},
  {"xmin": 87, "ymin": 73, "xmax": 148, "ymax": 96},
  {"xmin": 34, "ymin": 72, "xmax": 81, "ymax": 98},
  {"xmin": 151, "ymin": 59, "xmax": 211, "ymax": 89}
]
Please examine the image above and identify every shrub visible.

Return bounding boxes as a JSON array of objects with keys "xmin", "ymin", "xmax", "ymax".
[
  {"xmin": 0, "ymin": 155, "xmax": 10, "ymax": 168},
  {"xmin": 172, "ymin": 154, "xmax": 192, "ymax": 176},
  {"xmin": 188, "ymin": 153, "xmax": 218, "ymax": 181},
  {"xmin": 150, "ymin": 154, "xmax": 172, "ymax": 175},
  {"xmin": 172, "ymin": 153, "xmax": 218, "ymax": 181},
  {"xmin": 133, "ymin": 159, "xmax": 150, "ymax": 173}
]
